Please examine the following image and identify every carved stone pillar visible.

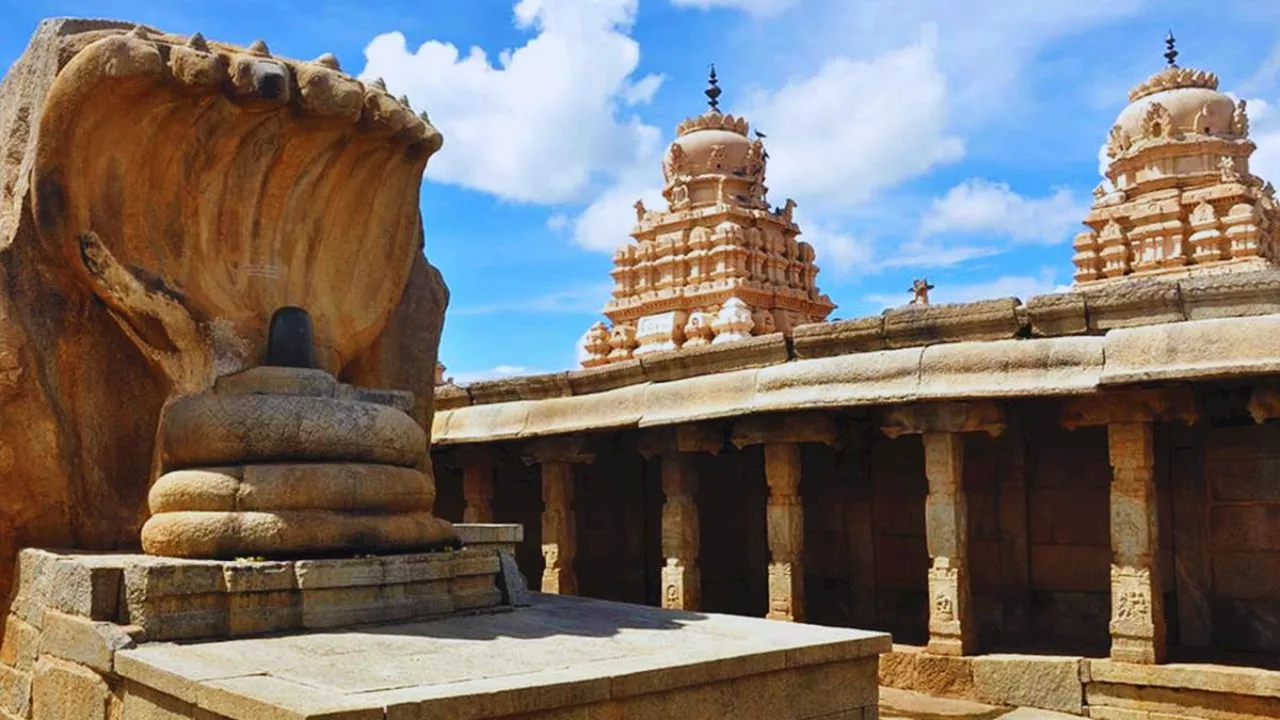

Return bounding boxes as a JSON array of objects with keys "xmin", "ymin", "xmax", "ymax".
[
  {"xmin": 1108, "ymin": 421, "xmax": 1166, "ymax": 664},
  {"xmin": 524, "ymin": 437, "xmax": 595, "ymax": 596},
  {"xmin": 1062, "ymin": 389, "xmax": 1196, "ymax": 665},
  {"xmin": 883, "ymin": 401, "xmax": 1006, "ymax": 656},
  {"xmin": 765, "ymin": 442, "xmax": 804, "ymax": 622},
  {"xmin": 732, "ymin": 412, "xmax": 838, "ymax": 623},
  {"xmin": 638, "ymin": 425, "xmax": 723, "ymax": 611},
  {"xmin": 457, "ymin": 446, "xmax": 494, "ymax": 524}
]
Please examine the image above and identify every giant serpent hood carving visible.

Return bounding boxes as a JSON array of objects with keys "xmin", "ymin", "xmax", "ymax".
[{"xmin": 0, "ymin": 19, "xmax": 451, "ymax": 602}]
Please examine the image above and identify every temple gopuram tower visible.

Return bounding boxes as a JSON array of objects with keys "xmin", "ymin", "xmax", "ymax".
[
  {"xmin": 581, "ymin": 68, "xmax": 835, "ymax": 366},
  {"xmin": 1074, "ymin": 34, "xmax": 1280, "ymax": 285}
]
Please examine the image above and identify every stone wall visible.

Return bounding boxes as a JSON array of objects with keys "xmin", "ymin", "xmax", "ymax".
[{"xmin": 1201, "ymin": 421, "xmax": 1280, "ymax": 655}]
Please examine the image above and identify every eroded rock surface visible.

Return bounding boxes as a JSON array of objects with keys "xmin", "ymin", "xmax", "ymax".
[{"xmin": 0, "ymin": 19, "xmax": 451, "ymax": 608}]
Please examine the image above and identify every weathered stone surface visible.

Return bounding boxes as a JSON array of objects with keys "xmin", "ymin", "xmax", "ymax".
[
  {"xmin": 791, "ymin": 316, "xmax": 886, "ymax": 358},
  {"xmin": 212, "ymin": 367, "xmax": 336, "ymax": 398},
  {"xmin": 640, "ymin": 333, "xmax": 789, "ymax": 383},
  {"xmin": 0, "ymin": 19, "xmax": 451, "ymax": 614},
  {"xmin": 160, "ymin": 394, "xmax": 427, "ymax": 471},
  {"xmin": 31, "ymin": 656, "xmax": 109, "ymax": 720},
  {"xmin": 877, "ymin": 646, "xmax": 974, "ymax": 699},
  {"xmin": 971, "ymin": 654, "xmax": 1084, "ymax": 715},
  {"xmin": 883, "ymin": 298, "xmax": 1025, "ymax": 348},
  {"xmin": 469, "ymin": 373, "xmax": 572, "ymax": 404},
  {"xmin": 38, "ymin": 609, "xmax": 138, "ymax": 673},
  {"xmin": 1083, "ymin": 279, "xmax": 1185, "ymax": 330},
  {"xmin": 753, "ymin": 348, "xmax": 922, "ymax": 412},
  {"xmin": 496, "ymin": 549, "xmax": 530, "ymax": 607},
  {"xmin": 148, "ymin": 464, "xmax": 435, "ymax": 514},
  {"xmin": 455, "ymin": 523, "xmax": 524, "ymax": 546},
  {"xmin": 1025, "ymin": 293, "xmax": 1089, "ymax": 337},
  {"xmin": 114, "ymin": 593, "xmax": 887, "ymax": 720},
  {"xmin": 917, "ymin": 337, "xmax": 1103, "ymax": 399},
  {"xmin": 141, "ymin": 510, "xmax": 457, "ymax": 559},
  {"xmin": 0, "ymin": 616, "xmax": 37, "ymax": 673},
  {"xmin": 565, "ymin": 358, "xmax": 644, "ymax": 395},
  {"xmin": 1101, "ymin": 315, "xmax": 1280, "ymax": 385},
  {"xmin": 433, "ymin": 383, "xmax": 472, "ymax": 411},
  {"xmin": 1179, "ymin": 270, "xmax": 1280, "ymax": 320}
]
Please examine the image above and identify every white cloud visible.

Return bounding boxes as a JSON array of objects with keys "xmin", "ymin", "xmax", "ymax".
[
  {"xmin": 546, "ymin": 213, "xmax": 570, "ymax": 231},
  {"xmin": 452, "ymin": 282, "xmax": 613, "ymax": 316},
  {"xmin": 863, "ymin": 267, "xmax": 1060, "ymax": 309},
  {"xmin": 361, "ymin": 0, "xmax": 659, "ymax": 204},
  {"xmin": 451, "ymin": 364, "xmax": 540, "ymax": 384},
  {"xmin": 794, "ymin": 209, "xmax": 874, "ymax": 277},
  {"xmin": 919, "ymin": 179, "xmax": 1086, "ymax": 245},
  {"xmin": 1241, "ymin": 97, "xmax": 1280, "ymax": 186},
  {"xmin": 736, "ymin": 27, "xmax": 964, "ymax": 211},
  {"xmin": 668, "ymin": 0, "xmax": 801, "ymax": 18},
  {"xmin": 572, "ymin": 120, "xmax": 665, "ymax": 252}
]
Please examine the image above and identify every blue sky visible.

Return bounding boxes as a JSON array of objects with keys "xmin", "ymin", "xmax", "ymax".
[{"xmin": 3, "ymin": 0, "xmax": 1280, "ymax": 382}]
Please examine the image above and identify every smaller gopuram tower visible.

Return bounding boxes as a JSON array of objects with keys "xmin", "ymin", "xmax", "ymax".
[
  {"xmin": 1074, "ymin": 33, "xmax": 1280, "ymax": 285},
  {"xmin": 581, "ymin": 67, "xmax": 835, "ymax": 366}
]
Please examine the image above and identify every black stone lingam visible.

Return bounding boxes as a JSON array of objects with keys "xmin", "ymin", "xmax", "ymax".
[{"xmin": 267, "ymin": 306, "xmax": 316, "ymax": 369}]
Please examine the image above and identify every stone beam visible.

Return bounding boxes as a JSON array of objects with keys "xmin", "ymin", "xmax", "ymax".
[
  {"xmin": 635, "ymin": 424, "xmax": 724, "ymax": 458},
  {"xmin": 880, "ymin": 401, "xmax": 1006, "ymax": 440},
  {"xmin": 730, "ymin": 412, "xmax": 838, "ymax": 449},
  {"xmin": 1060, "ymin": 388, "xmax": 1198, "ymax": 430}
]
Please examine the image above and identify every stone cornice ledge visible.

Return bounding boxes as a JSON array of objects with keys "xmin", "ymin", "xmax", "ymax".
[{"xmin": 433, "ymin": 313, "xmax": 1280, "ymax": 445}]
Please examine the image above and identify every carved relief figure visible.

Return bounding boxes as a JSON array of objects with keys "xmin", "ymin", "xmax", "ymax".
[
  {"xmin": 1219, "ymin": 155, "xmax": 1241, "ymax": 183},
  {"xmin": 663, "ymin": 143, "xmax": 687, "ymax": 180},
  {"xmin": 707, "ymin": 143, "xmax": 726, "ymax": 171},
  {"xmin": 1140, "ymin": 102, "xmax": 1175, "ymax": 140},
  {"xmin": 910, "ymin": 278, "xmax": 934, "ymax": 305},
  {"xmin": 633, "ymin": 199, "xmax": 647, "ymax": 223},
  {"xmin": 1233, "ymin": 99, "xmax": 1250, "ymax": 136},
  {"xmin": 778, "ymin": 198, "xmax": 797, "ymax": 224},
  {"xmin": 1107, "ymin": 125, "xmax": 1131, "ymax": 158}
]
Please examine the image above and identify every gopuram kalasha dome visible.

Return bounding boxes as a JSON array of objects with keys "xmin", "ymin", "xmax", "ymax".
[
  {"xmin": 1074, "ymin": 33, "xmax": 1280, "ymax": 284},
  {"xmin": 580, "ymin": 68, "xmax": 835, "ymax": 366}
]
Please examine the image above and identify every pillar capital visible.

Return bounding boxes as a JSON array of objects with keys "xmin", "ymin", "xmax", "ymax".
[
  {"xmin": 881, "ymin": 400, "xmax": 1006, "ymax": 440},
  {"xmin": 636, "ymin": 423, "xmax": 724, "ymax": 458},
  {"xmin": 730, "ymin": 412, "xmax": 838, "ymax": 450},
  {"xmin": 1248, "ymin": 382, "xmax": 1280, "ymax": 423},
  {"xmin": 522, "ymin": 436, "xmax": 595, "ymax": 466},
  {"xmin": 1061, "ymin": 388, "xmax": 1197, "ymax": 430}
]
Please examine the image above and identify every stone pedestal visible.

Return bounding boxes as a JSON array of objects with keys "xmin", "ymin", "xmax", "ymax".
[
  {"xmin": 765, "ymin": 442, "xmax": 805, "ymax": 622},
  {"xmin": 923, "ymin": 432, "xmax": 975, "ymax": 656},
  {"xmin": 1108, "ymin": 421, "xmax": 1166, "ymax": 664}
]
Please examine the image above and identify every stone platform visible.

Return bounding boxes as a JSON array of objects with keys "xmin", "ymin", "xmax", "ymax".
[{"xmin": 1, "ymin": 546, "xmax": 889, "ymax": 719}]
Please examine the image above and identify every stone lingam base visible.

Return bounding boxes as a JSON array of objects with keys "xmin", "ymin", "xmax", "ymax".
[{"xmin": 0, "ymin": 543, "xmax": 889, "ymax": 720}]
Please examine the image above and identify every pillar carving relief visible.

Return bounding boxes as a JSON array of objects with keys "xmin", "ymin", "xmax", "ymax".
[
  {"xmin": 732, "ymin": 412, "xmax": 838, "ymax": 623},
  {"xmin": 1060, "ymin": 389, "xmax": 1198, "ymax": 664},
  {"xmin": 638, "ymin": 424, "xmax": 723, "ymax": 612},
  {"xmin": 523, "ymin": 437, "xmax": 595, "ymax": 596},
  {"xmin": 880, "ymin": 401, "xmax": 1006, "ymax": 656}
]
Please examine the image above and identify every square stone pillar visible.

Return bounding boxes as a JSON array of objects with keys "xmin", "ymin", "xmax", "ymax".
[
  {"xmin": 731, "ymin": 413, "xmax": 839, "ymax": 623},
  {"xmin": 1062, "ymin": 388, "xmax": 1196, "ymax": 666},
  {"xmin": 765, "ymin": 442, "xmax": 805, "ymax": 622},
  {"xmin": 922, "ymin": 432, "xmax": 975, "ymax": 656},
  {"xmin": 1108, "ymin": 421, "xmax": 1166, "ymax": 664},
  {"xmin": 540, "ymin": 461, "xmax": 576, "ymax": 595},
  {"xmin": 638, "ymin": 425, "xmax": 722, "ymax": 612},
  {"xmin": 457, "ymin": 446, "xmax": 494, "ymax": 524},
  {"xmin": 883, "ymin": 401, "xmax": 1006, "ymax": 656},
  {"xmin": 524, "ymin": 438, "xmax": 595, "ymax": 596}
]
